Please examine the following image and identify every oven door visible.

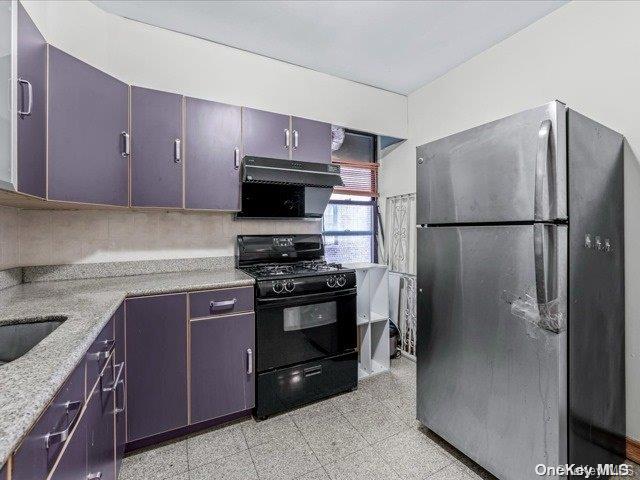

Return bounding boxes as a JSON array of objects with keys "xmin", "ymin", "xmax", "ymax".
[{"xmin": 256, "ymin": 288, "xmax": 357, "ymax": 372}]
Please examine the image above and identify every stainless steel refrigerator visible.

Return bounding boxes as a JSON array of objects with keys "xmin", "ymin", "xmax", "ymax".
[{"xmin": 416, "ymin": 101, "xmax": 625, "ymax": 479}]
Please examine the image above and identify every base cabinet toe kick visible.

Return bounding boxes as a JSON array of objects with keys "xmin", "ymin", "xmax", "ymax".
[{"xmin": 3, "ymin": 285, "xmax": 255, "ymax": 479}]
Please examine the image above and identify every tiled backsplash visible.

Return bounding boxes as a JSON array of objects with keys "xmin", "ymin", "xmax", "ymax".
[{"xmin": 0, "ymin": 206, "xmax": 320, "ymax": 269}]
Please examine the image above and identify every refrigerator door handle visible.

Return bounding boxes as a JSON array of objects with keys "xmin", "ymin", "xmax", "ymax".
[
  {"xmin": 534, "ymin": 120, "xmax": 552, "ymax": 221},
  {"xmin": 533, "ymin": 224, "xmax": 560, "ymax": 332}
]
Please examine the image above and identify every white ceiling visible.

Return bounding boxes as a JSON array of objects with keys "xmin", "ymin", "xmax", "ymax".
[{"xmin": 92, "ymin": 0, "xmax": 567, "ymax": 95}]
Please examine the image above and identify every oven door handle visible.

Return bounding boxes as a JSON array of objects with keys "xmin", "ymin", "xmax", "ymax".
[{"xmin": 256, "ymin": 288, "xmax": 356, "ymax": 307}]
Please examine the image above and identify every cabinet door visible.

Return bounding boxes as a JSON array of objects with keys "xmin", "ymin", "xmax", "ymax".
[
  {"xmin": 113, "ymin": 304, "xmax": 125, "ymax": 475},
  {"xmin": 185, "ymin": 97, "xmax": 241, "ymax": 210},
  {"xmin": 131, "ymin": 86, "xmax": 183, "ymax": 208},
  {"xmin": 48, "ymin": 47, "xmax": 129, "ymax": 206},
  {"xmin": 242, "ymin": 108, "xmax": 290, "ymax": 161},
  {"xmin": 291, "ymin": 117, "xmax": 331, "ymax": 164},
  {"xmin": 126, "ymin": 294, "xmax": 188, "ymax": 441},
  {"xmin": 12, "ymin": 359, "xmax": 85, "ymax": 480},
  {"xmin": 49, "ymin": 409, "xmax": 87, "ymax": 480},
  {"xmin": 16, "ymin": 3, "xmax": 46, "ymax": 197},
  {"xmin": 190, "ymin": 313, "xmax": 255, "ymax": 423},
  {"xmin": 87, "ymin": 366, "xmax": 115, "ymax": 480}
]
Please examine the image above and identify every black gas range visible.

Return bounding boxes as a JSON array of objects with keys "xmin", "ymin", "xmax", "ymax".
[{"xmin": 237, "ymin": 234, "xmax": 358, "ymax": 419}]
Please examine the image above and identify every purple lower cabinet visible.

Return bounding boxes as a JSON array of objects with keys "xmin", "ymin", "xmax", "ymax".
[
  {"xmin": 48, "ymin": 409, "xmax": 88, "ymax": 480},
  {"xmin": 0, "ymin": 462, "xmax": 6, "ymax": 480},
  {"xmin": 185, "ymin": 97, "xmax": 241, "ymax": 210},
  {"xmin": 86, "ymin": 316, "xmax": 115, "ymax": 396},
  {"xmin": 291, "ymin": 116, "xmax": 331, "ymax": 164},
  {"xmin": 17, "ymin": 3, "xmax": 46, "ymax": 198},
  {"xmin": 242, "ymin": 108, "xmax": 291, "ymax": 161},
  {"xmin": 125, "ymin": 294, "xmax": 188, "ymax": 442},
  {"xmin": 48, "ymin": 47, "xmax": 129, "ymax": 206},
  {"xmin": 12, "ymin": 360, "xmax": 85, "ymax": 480},
  {"xmin": 113, "ymin": 304, "xmax": 126, "ymax": 475},
  {"xmin": 190, "ymin": 313, "xmax": 255, "ymax": 423},
  {"xmin": 86, "ymin": 365, "xmax": 115, "ymax": 480},
  {"xmin": 131, "ymin": 86, "xmax": 183, "ymax": 208}
]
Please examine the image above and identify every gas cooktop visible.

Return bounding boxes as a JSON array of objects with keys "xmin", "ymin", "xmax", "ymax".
[{"xmin": 240, "ymin": 260, "xmax": 348, "ymax": 280}]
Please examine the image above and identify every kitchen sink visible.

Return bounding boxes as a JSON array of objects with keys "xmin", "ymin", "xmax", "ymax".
[{"xmin": 0, "ymin": 317, "xmax": 67, "ymax": 366}]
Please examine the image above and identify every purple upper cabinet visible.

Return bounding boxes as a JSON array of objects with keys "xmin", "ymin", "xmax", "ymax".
[
  {"xmin": 190, "ymin": 312, "xmax": 255, "ymax": 423},
  {"xmin": 242, "ymin": 108, "xmax": 290, "ymax": 161},
  {"xmin": 16, "ymin": 3, "xmax": 46, "ymax": 198},
  {"xmin": 48, "ymin": 47, "xmax": 129, "ymax": 206},
  {"xmin": 291, "ymin": 117, "xmax": 331, "ymax": 164},
  {"xmin": 185, "ymin": 97, "xmax": 241, "ymax": 210},
  {"xmin": 131, "ymin": 86, "xmax": 183, "ymax": 208},
  {"xmin": 125, "ymin": 294, "xmax": 188, "ymax": 441}
]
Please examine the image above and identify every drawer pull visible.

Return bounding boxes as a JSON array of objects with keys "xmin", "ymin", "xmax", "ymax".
[
  {"xmin": 209, "ymin": 298, "xmax": 237, "ymax": 312},
  {"xmin": 103, "ymin": 362, "xmax": 125, "ymax": 392},
  {"xmin": 44, "ymin": 400, "xmax": 82, "ymax": 448},
  {"xmin": 87, "ymin": 472, "xmax": 102, "ymax": 479},
  {"xmin": 303, "ymin": 365, "xmax": 322, "ymax": 378},
  {"xmin": 88, "ymin": 339, "xmax": 115, "ymax": 361}
]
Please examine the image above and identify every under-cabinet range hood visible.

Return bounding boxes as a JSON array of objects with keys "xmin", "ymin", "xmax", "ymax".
[{"xmin": 237, "ymin": 157, "xmax": 342, "ymax": 219}]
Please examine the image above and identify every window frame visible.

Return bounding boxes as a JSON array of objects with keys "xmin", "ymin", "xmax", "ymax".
[{"xmin": 322, "ymin": 130, "xmax": 378, "ymax": 264}]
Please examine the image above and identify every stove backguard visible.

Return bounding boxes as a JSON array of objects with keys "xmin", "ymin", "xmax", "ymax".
[{"xmin": 236, "ymin": 234, "xmax": 324, "ymax": 267}]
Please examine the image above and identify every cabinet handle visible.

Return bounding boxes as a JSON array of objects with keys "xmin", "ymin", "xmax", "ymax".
[
  {"xmin": 293, "ymin": 130, "xmax": 299, "ymax": 149},
  {"xmin": 121, "ymin": 132, "xmax": 130, "ymax": 158},
  {"xmin": 209, "ymin": 298, "xmax": 237, "ymax": 313},
  {"xmin": 174, "ymin": 139, "xmax": 181, "ymax": 163},
  {"xmin": 234, "ymin": 147, "xmax": 240, "ymax": 169},
  {"xmin": 44, "ymin": 400, "xmax": 83, "ymax": 448},
  {"xmin": 87, "ymin": 473, "xmax": 103, "ymax": 480},
  {"xmin": 304, "ymin": 365, "xmax": 322, "ymax": 377},
  {"xmin": 104, "ymin": 362, "xmax": 125, "ymax": 392},
  {"xmin": 247, "ymin": 348, "xmax": 253, "ymax": 375},
  {"xmin": 88, "ymin": 339, "xmax": 115, "ymax": 361},
  {"xmin": 284, "ymin": 129, "xmax": 290, "ymax": 149},
  {"xmin": 17, "ymin": 78, "xmax": 32, "ymax": 116}
]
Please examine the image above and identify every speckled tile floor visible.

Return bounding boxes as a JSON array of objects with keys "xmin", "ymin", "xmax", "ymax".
[{"xmin": 120, "ymin": 357, "xmax": 639, "ymax": 480}]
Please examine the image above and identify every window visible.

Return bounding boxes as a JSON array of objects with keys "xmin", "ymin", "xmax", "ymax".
[{"xmin": 323, "ymin": 131, "xmax": 378, "ymax": 264}]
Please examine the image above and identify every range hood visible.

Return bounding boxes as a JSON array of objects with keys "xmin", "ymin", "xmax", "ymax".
[
  {"xmin": 242, "ymin": 156, "xmax": 342, "ymax": 187},
  {"xmin": 237, "ymin": 157, "xmax": 342, "ymax": 219}
]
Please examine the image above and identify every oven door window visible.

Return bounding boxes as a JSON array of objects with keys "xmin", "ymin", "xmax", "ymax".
[{"xmin": 283, "ymin": 302, "xmax": 337, "ymax": 331}]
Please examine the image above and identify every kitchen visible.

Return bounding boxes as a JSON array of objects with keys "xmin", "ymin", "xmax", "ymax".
[{"xmin": 0, "ymin": 1, "xmax": 638, "ymax": 480}]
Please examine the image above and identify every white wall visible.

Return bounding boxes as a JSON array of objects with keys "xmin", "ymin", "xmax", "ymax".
[
  {"xmin": 378, "ymin": 0, "xmax": 640, "ymax": 442},
  {"xmin": 21, "ymin": 0, "xmax": 407, "ymax": 138}
]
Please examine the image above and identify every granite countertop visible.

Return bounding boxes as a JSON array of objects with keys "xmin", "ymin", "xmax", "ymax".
[{"xmin": 0, "ymin": 268, "xmax": 254, "ymax": 467}]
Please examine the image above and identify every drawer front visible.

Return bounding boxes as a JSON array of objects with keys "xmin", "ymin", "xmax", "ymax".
[
  {"xmin": 12, "ymin": 360, "xmax": 85, "ymax": 480},
  {"xmin": 86, "ymin": 316, "xmax": 115, "ymax": 391},
  {"xmin": 255, "ymin": 351, "xmax": 357, "ymax": 419},
  {"xmin": 189, "ymin": 287, "xmax": 254, "ymax": 318}
]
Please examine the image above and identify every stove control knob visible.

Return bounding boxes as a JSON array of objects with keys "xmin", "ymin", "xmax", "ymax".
[
  {"xmin": 272, "ymin": 281, "xmax": 284, "ymax": 293},
  {"xmin": 336, "ymin": 275, "xmax": 346, "ymax": 287},
  {"xmin": 327, "ymin": 276, "xmax": 336, "ymax": 287},
  {"xmin": 284, "ymin": 280, "xmax": 295, "ymax": 292}
]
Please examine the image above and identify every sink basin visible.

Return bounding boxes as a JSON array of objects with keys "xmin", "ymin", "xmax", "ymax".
[{"xmin": 0, "ymin": 317, "xmax": 67, "ymax": 366}]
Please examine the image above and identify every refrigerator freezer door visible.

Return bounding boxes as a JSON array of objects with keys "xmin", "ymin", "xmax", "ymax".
[
  {"xmin": 416, "ymin": 101, "xmax": 567, "ymax": 225},
  {"xmin": 416, "ymin": 224, "xmax": 567, "ymax": 480}
]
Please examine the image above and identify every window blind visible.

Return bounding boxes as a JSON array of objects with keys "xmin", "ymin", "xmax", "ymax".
[{"xmin": 332, "ymin": 159, "xmax": 378, "ymax": 197}]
